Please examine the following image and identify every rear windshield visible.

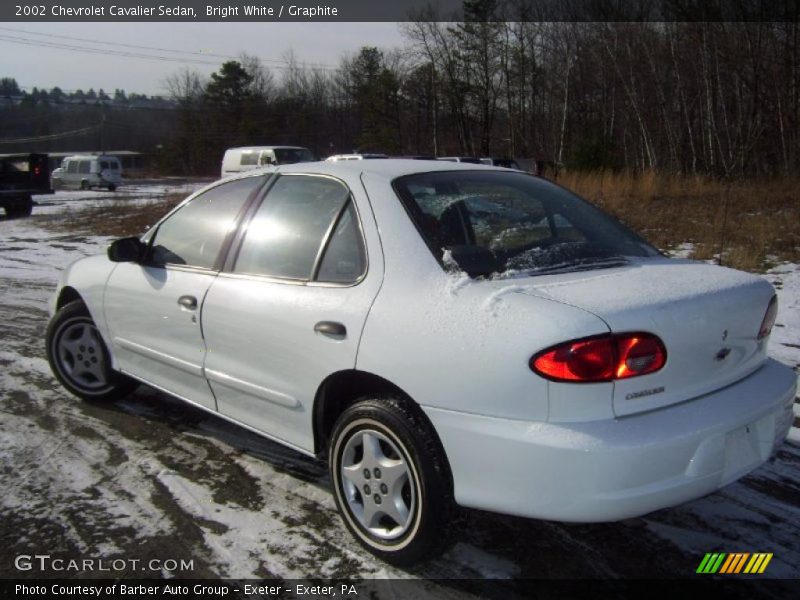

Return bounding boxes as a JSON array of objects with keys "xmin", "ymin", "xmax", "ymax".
[{"xmin": 393, "ymin": 171, "xmax": 659, "ymax": 278}]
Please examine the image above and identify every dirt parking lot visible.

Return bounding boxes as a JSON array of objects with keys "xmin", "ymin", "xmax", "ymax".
[{"xmin": 1, "ymin": 184, "xmax": 799, "ymax": 590}]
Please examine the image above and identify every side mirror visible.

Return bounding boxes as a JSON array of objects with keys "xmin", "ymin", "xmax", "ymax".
[
  {"xmin": 448, "ymin": 245, "xmax": 499, "ymax": 278},
  {"xmin": 108, "ymin": 237, "xmax": 145, "ymax": 263}
]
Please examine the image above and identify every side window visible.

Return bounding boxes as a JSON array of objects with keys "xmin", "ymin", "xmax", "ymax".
[
  {"xmin": 240, "ymin": 152, "xmax": 258, "ymax": 166},
  {"xmin": 78, "ymin": 161, "xmax": 90, "ymax": 174},
  {"xmin": 234, "ymin": 175, "xmax": 351, "ymax": 280},
  {"xmin": 149, "ymin": 176, "xmax": 262, "ymax": 269},
  {"xmin": 316, "ymin": 203, "xmax": 366, "ymax": 283},
  {"xmin": 66, "ymin": 161, "xmax": 77, "ymax": 174}
]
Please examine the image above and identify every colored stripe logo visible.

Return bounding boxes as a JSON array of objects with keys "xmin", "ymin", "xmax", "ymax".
[{"xmin": 697, "ymin": 553, "xmax": 773, "ymax": 574}]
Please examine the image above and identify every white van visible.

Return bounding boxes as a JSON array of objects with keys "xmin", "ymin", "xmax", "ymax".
[
  {"xmin": 51, "ymin": 155, "xmax": 122, "ymax": 191},
  {"xmin": 221, "ymin": 146, "xmax": 316, "ymax": 178}
]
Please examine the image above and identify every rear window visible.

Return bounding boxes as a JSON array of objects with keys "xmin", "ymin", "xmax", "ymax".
[{"xmin": 393, "ymin": 171, "xmax": 659, "ymax": 278}]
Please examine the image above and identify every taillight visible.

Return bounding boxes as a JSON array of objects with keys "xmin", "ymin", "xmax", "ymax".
[
  {"xmin": 531, "ymin": 333, "xmax": 666, "ymax": 383},
  {"xmin": 758, "ymin": 295, "xmax": 778, "ymax": 340},
  {"xmin": 33, "ymin": 166, "xmax": 41, "ymax": 176}
]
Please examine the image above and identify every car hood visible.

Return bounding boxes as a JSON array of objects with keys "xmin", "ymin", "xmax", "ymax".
[{"xmin": 488, "ymin": 257, "xmax": 776, "ymax": 416}]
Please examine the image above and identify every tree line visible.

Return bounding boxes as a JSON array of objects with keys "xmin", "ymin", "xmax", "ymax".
[{"xmin": 1, "ymin": 4, "xmax": 798, "ymax": 177}]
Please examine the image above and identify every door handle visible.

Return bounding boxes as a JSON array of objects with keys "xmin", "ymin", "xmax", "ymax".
[
  {"xmin": 314, "ymin": 321, "xmax": 346, "ymax": 337},
  {"xmin": 178, "ymin": 295, "xmax": 198, "ymax": 310}
]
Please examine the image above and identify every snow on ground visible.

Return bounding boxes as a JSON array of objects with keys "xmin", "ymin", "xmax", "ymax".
[{"xmin": 0, "ymin": 186, "xmax": 798, "ymax": 585}]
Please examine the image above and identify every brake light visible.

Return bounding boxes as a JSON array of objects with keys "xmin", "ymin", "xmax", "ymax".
[
  {"xmin": 531, "ymin": 333, "xmax": 666, "ymax": 383},
  {"xmin": 758, "ymin": 295, "xmax": 778, "ymax": 340}
]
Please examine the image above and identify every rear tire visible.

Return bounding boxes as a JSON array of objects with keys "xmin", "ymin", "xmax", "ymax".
[
  {"xmin": 108, "ymin": 184, "xmax": 117, "ymax": 192},
  {"xmin": 3, "ymin": 196, "xmax": 33, "ymax": 218},
  {"xmin": 80, "ymin": 180, "xmax": 89, "ymax": 190},
  {"xmin": 46, "ymin": 300, "xmax": 137, "ymax": 402},
  {"xmin": 328, "ymin": 397, "xmax": 454, "ymax": 565}
]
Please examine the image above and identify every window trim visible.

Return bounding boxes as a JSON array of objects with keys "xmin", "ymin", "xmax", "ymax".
[
  {"xmin": 141, "ymin": 173, "xmax": 272, "ymax": 272},
  {"xmin": 224, "ymin": 172, "xmax": 369, "ymax": 288}
]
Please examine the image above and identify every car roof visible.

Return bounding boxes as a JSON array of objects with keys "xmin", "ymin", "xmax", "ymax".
[{"xmin": 261, "ymin": 158, "xmax": 504, "ymax": 180}]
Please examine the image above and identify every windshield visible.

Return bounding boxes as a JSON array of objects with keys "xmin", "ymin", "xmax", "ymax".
[
  {"xmin": 393, "ymin": 171, "xmax": 660, "ymax": 278},
  {"xmin": 274, "ymin": 148, "xmax": 316, "ymax": 164}
]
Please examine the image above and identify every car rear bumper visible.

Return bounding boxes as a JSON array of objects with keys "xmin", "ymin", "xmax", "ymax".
[{"xmin": 423, "ymin": 358, "xmax": 797, "ymax": 522}]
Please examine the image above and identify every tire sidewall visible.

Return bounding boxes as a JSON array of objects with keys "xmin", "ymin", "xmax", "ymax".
[
  {"xmin": 329, "ymin": 400, "xmax": 448, "ymax": 564},
  {"xmin": 46, "ymin": 303, "xmax": 117, "ymax": 400}
]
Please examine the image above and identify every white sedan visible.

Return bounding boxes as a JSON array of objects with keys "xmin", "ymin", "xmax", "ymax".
[{"xmin": 46, "ymin": 160, "xmax": 797, "ymax": 565}]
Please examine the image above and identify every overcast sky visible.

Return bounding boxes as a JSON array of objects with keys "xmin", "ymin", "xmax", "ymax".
[{"xmin": 0, "ymin": 23, "xmax": 407, "ymax": 95}]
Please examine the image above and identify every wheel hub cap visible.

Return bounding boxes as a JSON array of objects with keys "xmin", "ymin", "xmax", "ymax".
[
  {"xmin": 56, "ymin": 321, "xmax": 109, "ymax": 390},
  {"xmin": 340, "ymin": 429, "xmax": 415, "ymax": 540}
]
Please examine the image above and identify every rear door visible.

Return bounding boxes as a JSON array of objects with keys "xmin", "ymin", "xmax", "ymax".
[
  {"xmin": 201, "ymin": 172, "xmax": 383, "ymax": 451},
  {"xmin": 103, "ymin": 175, "xmax": 265, "ymax": 408}
]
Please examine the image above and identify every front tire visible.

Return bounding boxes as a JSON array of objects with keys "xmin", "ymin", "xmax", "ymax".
[
  {"xmin": 46, "ymin": 301, "xmax": 136, "ymax": 402},
  {"xmin": 329, "ymin": 397, "xmax": 454, "ymax": 565}
]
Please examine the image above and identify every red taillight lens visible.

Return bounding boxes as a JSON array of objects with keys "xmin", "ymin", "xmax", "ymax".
[
  {"xmin": 531, "ymin": 333, "xmax": 666, "ymax": 383},
  {"xmin": 758, "ymin": 295, "xmax": 778, "ymax": 340},
  {"xmin": 531, "ymin": 336, "xmax": 616, "ymax": 382},
  {"xmin": 33, "ymin": 166, "xmax": 41, "ymax": 176}
]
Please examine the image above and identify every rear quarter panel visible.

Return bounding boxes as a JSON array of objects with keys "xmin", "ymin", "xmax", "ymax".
[{"xmin": 355, "ymin": 173, "xmax": 610, "ymax": 422}]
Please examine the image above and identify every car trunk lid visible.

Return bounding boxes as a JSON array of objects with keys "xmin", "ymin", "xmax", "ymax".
[{"xmin": 508, "ymin": 258, "xmax": 775, "ymax": 417}]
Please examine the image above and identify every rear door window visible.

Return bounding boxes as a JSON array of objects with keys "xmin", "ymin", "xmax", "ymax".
[
  {"xmin": 233, "ymin": 175, "xmax": 362, "ymax": 282},
  {"xmin": 316, "ymin": 203, "xmax": 366, "ymax": 283}
]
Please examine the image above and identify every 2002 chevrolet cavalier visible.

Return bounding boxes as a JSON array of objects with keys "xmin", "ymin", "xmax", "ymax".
[{"xmin": 46, "ymin": 160, "xmax": 797, "ymax": 564}]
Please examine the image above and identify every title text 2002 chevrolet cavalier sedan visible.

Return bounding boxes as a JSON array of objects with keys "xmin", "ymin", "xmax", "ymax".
[{"xmin": 46, "ymin": 160, "xmax": 797, "ymax": 564}]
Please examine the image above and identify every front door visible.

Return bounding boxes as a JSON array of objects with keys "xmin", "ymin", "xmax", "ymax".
[{"xmin": 103, "ymin": 175, "xmax": 265, "ymax": 409}]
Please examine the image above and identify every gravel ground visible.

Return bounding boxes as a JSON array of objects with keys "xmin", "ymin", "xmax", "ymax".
[{"xmin": 1, "ymin": 184, "xmax": 798, "ymax": 590}]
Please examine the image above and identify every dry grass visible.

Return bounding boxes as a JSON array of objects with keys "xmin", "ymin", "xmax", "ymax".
[
  {"xmin": 556, "ymin": 170, "xmax": 800, "ymax": 272},
  {"xmin": 38, "ymin": 193, "xmax": 186, "ymax": 238}
]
